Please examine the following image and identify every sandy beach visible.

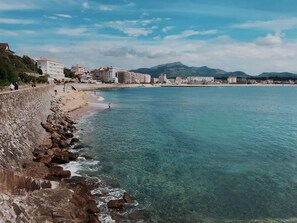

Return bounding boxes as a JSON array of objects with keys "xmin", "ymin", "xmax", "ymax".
[{"xmin": 55, "ymin": 84, "xmax": 106, "ymax": 120}]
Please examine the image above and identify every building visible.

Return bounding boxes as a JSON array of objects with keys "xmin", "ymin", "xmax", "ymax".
[
  {"xmin": 187, "ymin": 76, "xmax": 214, "ymax": 84},
  {"xmin": 227, "ymin": 76, "xmax": 237, "ymax": 84},
  {"xmin": 117, "ymin": 70, "xmax": 151, "ymax": 84},
  {"xmin": 0, "ymin": 43, "xmax": 14, "ymax": 54},
  {"xmin": 159, "ymin": 74, "xmax": 169, "ymax": 84},
  {"xmin": 91, "ymin": 66, "xmax": 118, "ymax": 83},
  {"xmin": 71, "ymin": 64, "xmax": 88, "ymax": 73},
  {"xmin": 37, "ymin": 58, "xmax": 64, "ymax": 80}
]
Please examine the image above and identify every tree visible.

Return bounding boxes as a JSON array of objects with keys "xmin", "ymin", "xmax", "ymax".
[{"xmin": 64, "ymin": 68, "xmax": 75, "ymax": 78}]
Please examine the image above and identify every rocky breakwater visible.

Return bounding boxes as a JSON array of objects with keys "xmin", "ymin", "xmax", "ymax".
[{"xmin": 0, "ymin": 94, "xmax": 100, "ymax": 222}]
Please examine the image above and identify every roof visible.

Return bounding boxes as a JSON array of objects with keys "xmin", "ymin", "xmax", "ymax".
[
  {"xmin": 37, "ymin": 58, "xmax": 63, "ymax": 64},
  {"xmin": 74, "ymin": 71, "xmax": 84, "ymax": 76},
  {"xmin": 0, "ymin": 43, "xmax": 9, "ymax": 49}
]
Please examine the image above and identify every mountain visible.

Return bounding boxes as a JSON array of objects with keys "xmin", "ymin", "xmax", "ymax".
[
  {"xmin": 258, "ymin": 72, "xmax": 297, "ymax": 79},
  {"xmin": 131, "ymin": 62, "xmax": 250, "ymax": 78}
]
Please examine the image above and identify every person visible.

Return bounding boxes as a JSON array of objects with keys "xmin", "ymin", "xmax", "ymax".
[
  {"xmin": 108, "ymin": 102, "xmax": 111, "ymax": 109},
  {"xmin": 14, "ymin": 82, "xmax": 18, "ymax": 90},
  {"xmin": 10, "ymin": 83, "xmax": 15, "ymax": 91}
]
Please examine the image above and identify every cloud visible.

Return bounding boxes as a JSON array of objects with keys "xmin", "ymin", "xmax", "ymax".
[
  {"xmin": 105, "ymin": 18, "xmax": 162, "ymax": 37},
  {"xmin": 57, "ymin": 28, "xmax": 87, "ymax": 36},
  {"xmin": 232, "ymin": 18, "xmax": 297, "ymax": 32},
  {"xmin": 0, "ymin": 29, "xmax": 36, "ymax": 36},
  {"xmin": 44, "ymin": 15, "xmax": 59, "ymax": 20},
  {"xmin": 0, "ymin": 18, "xmax": 36, "ymax": 25},
  {"xmin": 164, "ymin": 29, "xmax": 217, "ymax": 40},
  {"xmin": 99, "ymin": 5, "xmax": 113, "ymax": 11},
  {"xmin": 55, "ymin": 14, "xmax": 72, "ymax": 19},
  {"xmin": 255, "ymin": 33, "xmax": 283, "ymax": 46},
  {"xmin": 162, "ymin": 26, "xmax": 175, "ymax": 33},
  {"xmin": 0, "ymin": 2, "xmax": 37, "ymax": 10},
  {"xmin": 83, "ymin": 2, "xmax": 90, "ymax": 9},
  {"xmin": 19, "ymin": 37, "xmax": 297, "ymax": 75}
]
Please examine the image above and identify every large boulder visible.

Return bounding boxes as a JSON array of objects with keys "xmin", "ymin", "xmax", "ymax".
[{"xmin": 107, "ymin": 199, "xmax": 125, "ymax": 210}]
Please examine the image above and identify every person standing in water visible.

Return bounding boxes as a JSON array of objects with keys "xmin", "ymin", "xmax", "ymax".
[{"xmin": 108, "ymin": 102, "xmax": 111, "ymax": 109}]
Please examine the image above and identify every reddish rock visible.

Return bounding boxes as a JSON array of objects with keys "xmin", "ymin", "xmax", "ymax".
[
  {"xmin": 107, "ymin": 199, "xmax": 125, "ymax": 210},
  {"xmin": 39, "ymin": 154, "xmax": 52, "ymax": 166},
  {"xmin": 41, "ymin": 122, "xmax": 54, "ymax": 133},
  {"xmin": 68, "ymin": 152, "xmax": 79, "ymax": 161},
  {"xmin": 46, "ymin": 166, "xmax": 71, "ymax": 180},
  {"xmin": 51, "ymin": 151, "xmax": 70, "ymax": 164},
  {"xmin": 123, "ymin": 192, "xmax": 133, "ymax": 203}
]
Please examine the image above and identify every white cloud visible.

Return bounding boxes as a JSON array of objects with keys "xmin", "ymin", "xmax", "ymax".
[
  {"xmin": 105, "ymin": 18, "xmax": 161, "ymax": 37},
  {"xmin": 0, "ymin": 29, "xmax": 36, "ymax": 36},
  {"xmin": 232, "ymin": 18, "xmax": 297, "ymax": 32},
  {"xmin": 122, "ymin": 28, "xmax": 153, "ymax": 37},
  {"xmin": 99, "ymin": 5, "xmax": 113, "ymax": 11},
  {"xmin": 255, "ymin": 33, "xmax": 283, "ymax": 46},
  {"xmin": 44, "ymin": 15, "xmax": 59, "ymax": 20},
  {"xmin": 0, "ymin": 18, "xmax": 36, "ymax": 25},
  {"xmin": 55, "ymin": 14, "xmax": 72, "ymax": 19},
  {"xmin": 57, "ymin": 28, "xmax": 87, "ymax": 36},
  {"xmin": 0, "ymin": 2, "xmax": 37, "ymax": 10},
  {"xmin": 162, "ymin": 26, "xmax": 175, "ymax": 33},
  {"xmin": 164, "ymin": 29, "xmax": 217, "ymax": 40},
  {"xmin": 83, "ymin": 2, "xmax": 90, "ymax": 9}
]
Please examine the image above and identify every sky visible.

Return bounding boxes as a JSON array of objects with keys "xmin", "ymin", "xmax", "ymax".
[{"xmin": 2, "ymin": 0, "xmax": 297, "ymax": 75}]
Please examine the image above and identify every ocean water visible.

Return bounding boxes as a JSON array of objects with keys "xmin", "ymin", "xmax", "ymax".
[{"xmin": 78, "ymin": 86, "xmax": 297, "ymax": 222}]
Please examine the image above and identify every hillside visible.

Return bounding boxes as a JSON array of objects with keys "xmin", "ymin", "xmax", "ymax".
[
  {"xmin": 131, "ymin": 62, "xmax": 250, "ymax": 78},
  {"xmin": 0, "ymin": 48, "xmax": 41, "ymax": 87},
  {"xmin": 258, "ymin": 72, "xmax": 297, "ymax": 79}
]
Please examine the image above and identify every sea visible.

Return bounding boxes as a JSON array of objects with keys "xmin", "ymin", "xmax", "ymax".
[{"xmin": 66, "ymin": 86, "xmax": 297, "ymax": 222}]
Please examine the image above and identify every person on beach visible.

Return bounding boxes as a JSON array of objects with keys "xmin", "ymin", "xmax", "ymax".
[
  {"xmin": 10, "ymin": 83, "xmax": 15, "ymax": 91},
  {"xmin": 14, "ymin": 82, "xmax": 18, "ymax": 90}
]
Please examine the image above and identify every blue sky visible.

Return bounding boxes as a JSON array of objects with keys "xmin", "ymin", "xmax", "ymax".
[{"xmin": 2, "ymin": 0, "xmax": 297, "ymax": 74}]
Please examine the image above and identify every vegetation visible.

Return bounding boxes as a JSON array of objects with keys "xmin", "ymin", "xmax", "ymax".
[
  {"xmin": 64, "ymin": 68, "xmax": 75, "ymax": 78},
  {"xmin": 0, "ymin": 48, "xmax": 47, "ymax": 89}
]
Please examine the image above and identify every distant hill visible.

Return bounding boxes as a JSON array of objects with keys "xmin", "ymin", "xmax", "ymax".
[
  {"xmin": 131, "ymin": 62, "xmax": 250, "ymax": 78},
  {"xmin": 258, "ymin": 72, "xmax": 297, "ymax": 79}
]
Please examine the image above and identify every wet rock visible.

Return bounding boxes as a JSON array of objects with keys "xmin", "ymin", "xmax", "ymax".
[
  {"xmin": 73, "ymin": 144, "xmax": 84, "ymax": 150},
  {"xmin": 68, "ymin": 152, "xmax": 79, "ymax": 161},
  {"xmin": 70, "ymin": 138, "xmax": 80, "ymax": 144},
  {"xmin": 64, "ymin": 132, "xmax": 74, "ymax": 139},
  {"xmin": 107, "ymin": 199, "xmax": 125, "ymax": 210},
  {"xmin": 123, "ymin": 192, "xmax": 133, "ymax": 204},
  {"xmin": 51, "ymin": 151, "xmax": 70, "ymax": 164},
  {"xmin": 46, "ymin": 166, "xmax": 71, "ymax": 180},
  {"xmin": 57, "ymin": 140, "xmax": 68, "ymax": 149}
]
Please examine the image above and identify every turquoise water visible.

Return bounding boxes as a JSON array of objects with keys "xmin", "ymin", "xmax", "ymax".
[{"xmin": 81, "ymin": 87, "xmax": 297, "ymax": 222}]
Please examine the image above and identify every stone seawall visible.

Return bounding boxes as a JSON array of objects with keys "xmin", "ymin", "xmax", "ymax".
[{"xmin": 0, "ymin": 86, "xmax": 53, "ymax": 169}]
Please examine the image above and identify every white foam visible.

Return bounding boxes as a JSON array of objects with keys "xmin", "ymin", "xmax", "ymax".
[
  {"xmin": 97, "ymin": 96, "xmax": 105, "ymax": 101},
  {"xmin": 98, "ymin": 214, "xmax": 115, "ymax": 223}
]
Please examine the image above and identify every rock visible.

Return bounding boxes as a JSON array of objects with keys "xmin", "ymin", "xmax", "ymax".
[
  {"xmin": 70, "ymin": 138, "xmax": 80, "ymax": 144},
  {"xmin": 123, "ymin": 192, "xmax": 133, "ymax": 204},
  {"xmin": 41, "ymin": 122, "xmax": 54, "ymax": 133},
  {"xmin": 51, "ymin": 132, "xmax": 61, "ymax": 141},
  {"xmin": 73, "ymin": 144, "xmax": 84, "ymax": 150},
  {"xmin": 57, "ymin": 140, "xmax": 68, "ymax": 149},
  {"xmin": 107, "ymin": 199, "xmax": 125, "ymax": 210},
  {"xmin": 39, "ymin": 154, "xmax": 52, "ymax": 166},
  {"xmin": 68, "ymin": 152, "xmax": 79, "ymax": 161},
  {"xmin": 51, "ymin": 151, "xmax": 70, "ymax": 164},
  {"xmin": 46, "ymin": 166, "xmax": 71, "ymax": 180},
  {"xmin": 64, "ymin": 132, "xmax": 74, "ymax": 139}
]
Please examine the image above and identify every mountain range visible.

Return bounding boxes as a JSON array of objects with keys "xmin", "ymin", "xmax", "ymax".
[{"xmin": 130, "ymin": 62, "xmax": 297, "ymax": 79}]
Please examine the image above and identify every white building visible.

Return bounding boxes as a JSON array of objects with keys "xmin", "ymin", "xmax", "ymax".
[
  {"xmin": 187, "ymin": 76, "xmax": 214, "ymax": 84},
  {"xmin": 37, "ymin": 58, "xmax": 64, "ymax": 80},
  {"xmin": 71, "ymin": 64, "xmax": 88, "ymax": 73},
  {"xmin": 227, "ymin": 76, "xmax": 237, "ymax": 84}
]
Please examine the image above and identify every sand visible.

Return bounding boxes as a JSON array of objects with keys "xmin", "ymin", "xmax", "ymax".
[{"xmin": 55, "ymin": 84, "xmax": 106, "ymax": 120}]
